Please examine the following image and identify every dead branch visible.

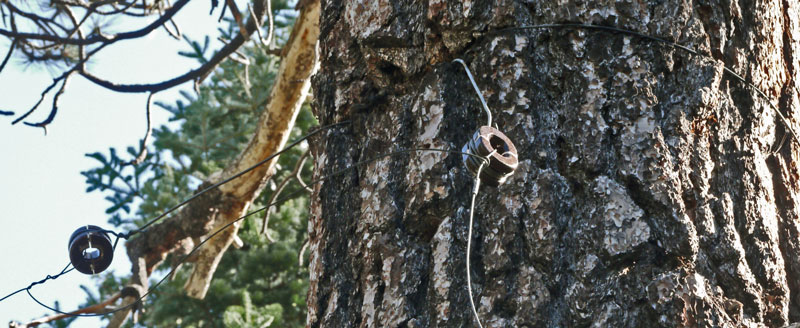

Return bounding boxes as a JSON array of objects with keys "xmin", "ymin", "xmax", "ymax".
[
  {"xmin": 0, "ymin": 0, "xmax": 189, "ymax": 46},
  {"xmin": 12, "ymin": 41, "xmax": 108, "ymax": 125},
  {"xmin": 12, "ymin": 292, "xmax": 121, "ymax": 328},
  {"xmin": 4, "ymin": 0, "xmax": 274, "ymax": 128},
  {"xmin": 186, "ymin": 0, "xmax": 321, "ymax": 298},
  {"xmin": 248, "ymin": 0, "xmax": 274, "ymax": 50},
  {"xmin": 0, "ymin": 39, "xmax": 15, "ymax": 74},
  {"xmin": 298, "ymin": 238, "xmax": 309, "ymax": 268},
  {"xmin": 261, "ymin": 149, "xmax": 310, "ymax": 240},
  {"xmin": 106, "ymin": 0, "xmax": 321, "ymax": 325},
  {"xmin": 77, "ymin": 0, "xmax": 267, "ymax": 93},
  {"xmin": 24, "ymin": 73, "xmax": 71, "ymax": 133},
  {"xmin": 123, "ymin": 92, "xmax": 155, "ymax": 166},
  {"xmin": 225, "ymin": 0, "xmax": 248, "ymax": 39}
]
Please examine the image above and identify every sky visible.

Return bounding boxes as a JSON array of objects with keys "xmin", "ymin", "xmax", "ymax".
[{"xmin": 0, "ymin": 1, "xmax": 250, "ymax": 326}]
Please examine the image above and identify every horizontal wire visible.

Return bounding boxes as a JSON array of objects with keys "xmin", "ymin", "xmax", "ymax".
[
  {"xmin": 128, "ymin": 120, "xmax": 351, "ymax": 237},
  {"xmin": 10, "ymin": 21, "xmax": 798, "ymax": 323},
  {"xmin": 0, "ymin": 121, "xmax": 350, "ymax": 307},
  {"xmin": 25, "ymin": 147, "xmax": 490, "ymax": 317},
  {"xmin": 14, "ymin": 21, "xmax": 794, "ymax": 322},
  {"xmin": 0, "ymin": 262, "xmax": 73, "ymax": 303},
  {"xmin": 498, "ymin": 23, "xmax": 800, "ymax": 148}
]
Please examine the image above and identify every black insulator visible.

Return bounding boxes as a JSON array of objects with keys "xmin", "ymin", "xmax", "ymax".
[
  {"xmin": 462, "ymin": 126, "xmax": 519, "ymax": 186},
  {"xmin": 68, "ymin": 225, "xmax": 114, "ymax": 275}
]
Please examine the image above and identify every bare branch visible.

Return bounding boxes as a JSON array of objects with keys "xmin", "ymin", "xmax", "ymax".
[
  {"xmin": 2, "ymin": 3, "xmax": 70, "ymax": 34},
  {"xmin": 123, "ymin": 92, "xmax": 155, "ymax": 166},
  {"xmin": 12, "ymin": 75, "xmax": 65, "ymax": 125},
  {"xmin": 71, "ymin": 0, "xmax": 145, "ymax": 17},
  {"xmin": 22, "ymin": 73, "xmax": 71, "ymax": 133},
  {"xmin": 261, "ymin": 150, "xmax": 310, "ymax": 239},
  {"xmin": 156, "ymin": 1, "xmax": 181, "ymax": 40},
  {"xmin": 12, "ymin": 39, "xmax": 109, "ymax": 125},
  {"xmin": 0, "ymin": 0, "xmax": 189, "ymax": 46},
  {"xmin": 296, "ymin": 151, "xmax": 312, "ymax": 192},
  {"xmin": 298, "ymin": 238, "xmax": 309, "ymax": 268},
  {"xmin": 248, "ymin": 0, "xmax": 273, "ymax": 51},
  {"xmin": 0, "ymin": 5, "xmax": 7, "ymax": 27},
  {"xmin": 7, "ymin": 0, "xmax": 273, "ymax": 130},
  {"xmin": 61, "ymin": 6, "xmax": 85, "ymax": 63},
  {"xmin": 264, "ymin": 0, "xmax": 274, "ymax": 46},
  {"xmin": 15, "ymin": 292, "xmax": 121, "ymax": 328},
  {"xmin": 78, "ymin": 0, "xmax": 268, "ymax": 93},
  {"xmin": 225, "ymin": 0, "xmax": 248, "ymax": 39},
  {"xmin": 0, "ymin": 38, "xmax": 15, "ymax": 75},
  {"xmin": 167, "ymin": 18, "xmax": 181, "ymax": 39},
  {"xmin": 216, "ymin": 0, "xmax": 228, "ymax": 22}
]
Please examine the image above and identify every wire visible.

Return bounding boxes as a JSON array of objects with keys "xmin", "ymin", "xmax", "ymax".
[
  {"xmin": 466, "ymin": 160, "xmax": 486, "ymax": 328},
  {"xmin": 0, "ymin": 262, "xmax": 73, "ymax": 304},
  {"xmin": 0, "ymin": 225, "xmax": 129, "ymax": 305},
  {"xmin": 22, "ymin": 147, "xmax": 490, "ymax": 318},
  {"xmin": 0, "ymin": 121, "xmax": 350, "ymax": 309},
  {"xmin": 128, "ymin": 120, "xmax": 351, "ymax": 237},
  {"xmin": 261, "ymin": 149, "xmax": 310, "ymax": 239},
  {"xmin": 453, "ymin": 58, "xmax": 493, "ymax": 127},
  {"xmin": 497, "ymin": 23, "xmax": 800, "ymax": 149}
]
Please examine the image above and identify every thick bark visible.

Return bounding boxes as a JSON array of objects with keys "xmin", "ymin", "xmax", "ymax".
[{"xmin": 309, "ymin": 0, "xmax": 800, "ymax": 327}]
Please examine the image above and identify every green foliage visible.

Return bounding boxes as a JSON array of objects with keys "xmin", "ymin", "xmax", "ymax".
[
  {"xmin": 75, "ymin": 2, "xmax": 315, "ymax": 327},
  {"xmin": 223, "ymin": 292, "xmax": 283, "ymax": 328}
]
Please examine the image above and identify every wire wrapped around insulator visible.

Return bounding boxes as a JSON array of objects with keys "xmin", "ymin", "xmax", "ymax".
[
  {"xmin": 68, "ymin": 225, "xmax": 114, "ymax": 275},
  {"xmin": 462, "ymin": 126, "xmax": 519, "ymax": 186}
]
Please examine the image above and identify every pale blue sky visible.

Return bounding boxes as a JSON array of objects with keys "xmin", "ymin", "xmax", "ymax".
[{"xmin": 0, "ymin": 1, "xmax": 249, "ymax": 325}]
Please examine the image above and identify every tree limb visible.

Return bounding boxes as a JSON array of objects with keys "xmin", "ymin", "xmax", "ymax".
[
  {"xmin": 185, "ymin": 0, "xmax": 321, "ymax": 298},
  {"xmin": 11, "ymin": 292, "xmax": 121, "ymax": 328},
  {"xmin": 0, "ymin": 38, "xmax": 15, "ymax": 75},
  {"xmin": 77, "ymin": 0, "xmax": 264, "ymax": 93},
  {"xmin": 225, "ymin": 0, "xmax": 248, "ymax": 39},
  {"xmin": 106, "ymin": 0, "xmax": 321, "ymax": 325},
  {"xmin": 122, "ymin": 92, "xmax": 155, "ymax": 166},
  {"xmin": 0, "ymin": 0, "xmax": 189, "ymax": 46},
  {"xmin": 261, "ymin": 149, "xmax": 310, "ymax": 240}
]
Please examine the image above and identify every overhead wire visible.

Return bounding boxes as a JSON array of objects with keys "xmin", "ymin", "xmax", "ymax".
[
  {"xmin": 21, "ymin": 147, "xmax": 491, "ymax": 317},
  {"xmin": 0, "ymin": 225, "xmax": 127, "ymax": 305},
  {"xmin": 0, "ymin": 262, "xmax": 73, "ymax": 304},
  {"xmin": 7, "ymin": 21, "xmax": 798, "ymax": 324},
  {"xmin": 128, "ymin": 120, "xmax": 351, "ymax": 237},
  {"xmin": 0, "ymin": 121, "xmax": 349, "ymax": 308}
]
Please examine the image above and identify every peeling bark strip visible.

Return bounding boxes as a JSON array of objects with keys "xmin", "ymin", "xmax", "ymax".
[
  {"xmin": 310, "ymin": 0, "xmax": 800, "ymax": 327},
  {"xmin": 108, "ymin": 0, "xmax": 321, "ymax": 325},
  {"xmin": 184, "ymin": 0, "xmax": 321, "ymax": 299}
]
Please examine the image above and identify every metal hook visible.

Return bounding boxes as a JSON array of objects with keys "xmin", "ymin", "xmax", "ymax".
[{"xmin": 453, "ymin": 58, "xmax": 492, "ymax": 127}]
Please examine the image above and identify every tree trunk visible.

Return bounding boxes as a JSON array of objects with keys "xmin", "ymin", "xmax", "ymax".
[{"xmin": 309, "ymin": 0, "xmax": 800, "ymax": 327}]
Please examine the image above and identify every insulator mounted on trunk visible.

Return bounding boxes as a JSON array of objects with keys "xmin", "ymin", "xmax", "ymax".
[
  {"xmin": 462, "ymin": 126, "xmax": 519, "ymax": 186},
  {"xmin": 68, "ymin": 225, "xmax": 114, "ymax": 275}
]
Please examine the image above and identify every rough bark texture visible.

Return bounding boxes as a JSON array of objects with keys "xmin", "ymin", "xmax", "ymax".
[{"xmin": 309, "ymin": 0, "xmax": 800, "ymax": 327}]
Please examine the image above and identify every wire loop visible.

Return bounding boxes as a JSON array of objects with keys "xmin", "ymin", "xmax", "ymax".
[{"xmin": 453, "ymin": 58, "xmax": 493, "ymax": 127}]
